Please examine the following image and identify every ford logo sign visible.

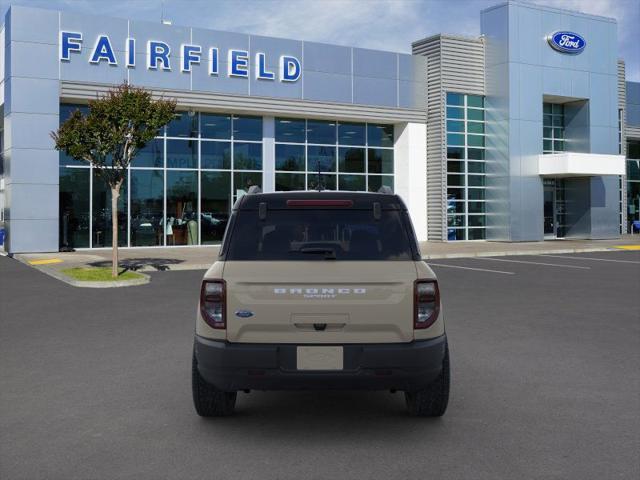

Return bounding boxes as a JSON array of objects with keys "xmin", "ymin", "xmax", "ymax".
[
  {"xmin": 547, "ymin": 31, "xmax": 586, "ymax": 54},
  {"xmin": 235, "ymin": 310, "xmax": 254, "ymax": 318}
]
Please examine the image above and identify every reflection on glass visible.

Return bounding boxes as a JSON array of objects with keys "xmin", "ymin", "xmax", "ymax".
[
  {"xmin": 367, "ymin": 175, "xmax": 393, "ymax": 193},
  {"xmin": 467, "ymin": 95, "xmax": 484, "ymax": 108},
  {"xmin": 167, "ymin": 111, "xmax": 198, "ymax": 138},
  {"xmin": 367, "ymin": 124, "xmax": 394, "ymax": 147},
  {"xmin": 234, "ymin": 172, "xmax": 262, "ymax": 200},
  {"xmin": 338, "ymin": 122, "xmax": 365, "ymax": 146},
  {"xmin": 339, "ymin": 147, "xmax": 365, "ymax": 173},
  {"xmin": 339, "ymin": 174, "xmax": 366, "ymax": 191},
  {"xmin": 92, "ymin": 170, "xmax": 127, "ymax": 247},
  {"xmin": 130, "ymin": 170, "xmax": 164, "ymax": 246},
  {"xmin": 201, "ymin": 113, "xmax": 231, "ymax": 139},
  {"xmin": 447, "ymin": 174, "xmax": 464, "ymax": 186},
  {"xmin": 467, "ymin": 122, "xmax": 484, "ymax": 134},
  {"xmin": 308, "ymin": 145, "xmax": 336, "ymax": 172},
  {"xmin": 234, "ymin": 142, "xmax": 262, "ymax": 170},
  {"xmin": 447, "ymin": 147, "xmax": 464, "ymax": 159},
  {"xmin": 275, "ymin": 173, "xmax": 305, "ymax": 191},
  {"xmin": 201, "ymin": 171, "xmax": 231, "ymax": 244},
  {"xmin": 307, "ymin": 120, "xmax": 336, "ymax": 144},
  {"xmin": 233, "ymin": 115, "xmax": 262, "ymax": 141},
  {"xmin": 468, "ymin": 148, "xmax": 484, "ymax": 160},
  {"xmin": 447, "ymin": 133, "xmax": 465, "ymax": 146},
  {"xmin": 468, "ymin": 229, "xmax": 486, "ymax": 240},
  {"xmin": 467, "ymin": 134, "xmax": 484, "ymax": 147},
  {"xmin": 448, "ymin": 229, "xmax": 466, "ymax": 240},
  {"xmin": 368, "ymin": 149, "xmax": 394, "ymax": 174},
  {"xmin": 276, "ymin": 144, "xmax": 305, "ymax": 171},
  {"xmin": 135, "ymin": 139, "xmax": 163, "ymax": 168},
  {"xmin": 59, "ymin": 167, "xmax": 90, "ymax": 248},
  {"xmin": 201, "ymin": 141, "xmax": 231, "ymax": 169},
  {"xmin": 59, "ymin": 104, "xmax": 90, "ymax": 166},
  {"xmin": 447, "ymin": 120, "xmax": 464, "ymax": 133},
  {"xmin": 167, "ymin": 139, "xmax": 197, "ymax": 169},
  {"xmin": 447, "ymin": 161, "xmax": 464, "ymax": 173},
  {"xmin": 167, "ymin": 171, "xmax": 198, "ymax": 245},
  {"xmin": 307, "ymin": 173, "xmax": 336, "ymax": 191},
  {"xmin": 275, "ymin": 118, "xmax": 305, "ymax": 143},
  {"xmin": 447, "ymin": 187, "xmax": 465, "ymax": 201},
  {"xmin": 446, "ymin": 93, "xmax": 464, "ymax": 106},
  {"xmin": 467, "ymin": 109, "xmax": 484, "ymax": 121}
]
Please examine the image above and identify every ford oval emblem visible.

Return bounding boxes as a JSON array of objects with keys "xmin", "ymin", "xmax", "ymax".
[
  {"xmin": 547, "ymin": 31, "xmax": 586, "ymax": 54},
  {"xmin": 235, "ymin": 310, "xmax": 254, "ymax": 318}
]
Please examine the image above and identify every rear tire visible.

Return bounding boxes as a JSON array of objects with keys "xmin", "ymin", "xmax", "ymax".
[
  {"xmin": 192, "ymin": 350, "xmax": 237, "ymax": 417},
  {"xmin": 405, "ymin": 342, "xmax": 450, "ymax": 417}
]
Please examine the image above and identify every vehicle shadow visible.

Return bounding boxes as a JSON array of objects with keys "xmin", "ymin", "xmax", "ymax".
[
  {"xmin": 197, "ymin": 390, "xmax": 447, "ymax": 443},
  {"xmin": 89, "ymin": 257, "xmax": 185, "ymax": 272}
]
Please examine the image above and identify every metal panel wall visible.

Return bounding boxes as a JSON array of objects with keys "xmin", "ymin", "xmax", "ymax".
[
  {"xmin": 412, "ymin": 34, "xmax": 485, "ymax": 241},
  {"xmin": 482, "ymin": 1, "xmax": 620, "ymax": 241}
]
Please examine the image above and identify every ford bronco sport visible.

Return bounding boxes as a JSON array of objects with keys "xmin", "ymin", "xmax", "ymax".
[{"xmin": 192, "ymin": 190, "xmax": 449, "ymax": 417}]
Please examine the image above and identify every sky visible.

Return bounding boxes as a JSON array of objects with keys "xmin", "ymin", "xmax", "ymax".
[{"xmin": 1, "ymin": 0, "xmax": 638, "ymax": 80}]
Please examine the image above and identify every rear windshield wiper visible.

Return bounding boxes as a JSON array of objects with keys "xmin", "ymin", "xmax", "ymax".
[{"xmin": 295, "ymin": 247, "xmax": 337, "ymax": 260}]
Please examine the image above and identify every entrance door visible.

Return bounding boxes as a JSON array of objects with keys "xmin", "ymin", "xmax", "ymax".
[{"xmin": 543, "ymin": 178, "xmax": 566, "ymax": 238}]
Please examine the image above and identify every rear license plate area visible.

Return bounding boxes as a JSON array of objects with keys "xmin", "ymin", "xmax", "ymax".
[{"xmin": 296, "ymin": 346, "xmax": 344, "ymax": 370}]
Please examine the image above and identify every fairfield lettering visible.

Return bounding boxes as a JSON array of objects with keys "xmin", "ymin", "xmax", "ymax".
[{"xmin": 59, "ymin": 31, "xmax": 302, "ymax": 82}]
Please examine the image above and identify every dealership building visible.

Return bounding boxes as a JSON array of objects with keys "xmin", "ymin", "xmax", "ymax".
[{"xmin": 0, "ymin": 1, "xmax": 639, "ymax": 252}]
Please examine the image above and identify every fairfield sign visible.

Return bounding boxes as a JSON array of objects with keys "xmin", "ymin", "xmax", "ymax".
[{"xmin": 59, "ymin": 31, "xmax": 302, "ymax": 82}]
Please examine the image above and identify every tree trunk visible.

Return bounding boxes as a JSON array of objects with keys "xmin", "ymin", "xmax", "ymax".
[{"xmin": 111, "ymin": 184, "xmax": 121, "ymax": 279}]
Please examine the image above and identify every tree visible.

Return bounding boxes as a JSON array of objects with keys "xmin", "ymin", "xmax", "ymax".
[{"xmin": 52, "ymin": 83, "xmax": 176, "ymax": 278}]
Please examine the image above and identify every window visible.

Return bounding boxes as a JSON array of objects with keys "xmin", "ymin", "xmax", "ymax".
[
  {"xmin": 543, "ymin": 103, "xmax": 565, "ymax": 154},
  {"xmin": 226, "ymin": 210, "xmax": 415, "ymax": 261},
  {"xmin": 445, "ymin": 93, "xmax": 486, "ymax": 241},
  {"xmin": 92, "ymin": 169, "xmax": 127, "ymax": 247},
  {"xmin": 58, "ymin": 104, "xmax": 264, "ymax": 247},
  {"xmin": 274, "ymin": 118, "xmax": 394, "ymax": 193}
]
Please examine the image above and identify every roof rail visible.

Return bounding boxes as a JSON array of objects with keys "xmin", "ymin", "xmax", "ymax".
[
  {"xmin": 247, "ymin": 185, "xmax": 262, "ymax": 194},
  {"xmin": 377, "ymin": 186, "xmax": 393, "ymax": 194}
]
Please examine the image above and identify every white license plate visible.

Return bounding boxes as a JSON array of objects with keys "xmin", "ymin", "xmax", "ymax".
[{"xmin": 296, "ymin": 346, "xmax": 344, "ymax": 370}]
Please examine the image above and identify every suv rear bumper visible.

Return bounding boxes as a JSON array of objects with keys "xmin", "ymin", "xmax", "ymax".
[{"xmin": 194, "ymin": 334, "xmax": 447, "ymax": 392}]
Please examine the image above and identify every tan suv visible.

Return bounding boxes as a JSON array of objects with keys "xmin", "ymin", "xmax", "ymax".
[{"xmin": 192, "ymin": 190, "xmax": 449, "ymax": 417}]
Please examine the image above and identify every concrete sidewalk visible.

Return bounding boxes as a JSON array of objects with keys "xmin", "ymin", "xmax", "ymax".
[{"xmin": 10, "ymin": 235, "xmax": 640, "ymax": 275}]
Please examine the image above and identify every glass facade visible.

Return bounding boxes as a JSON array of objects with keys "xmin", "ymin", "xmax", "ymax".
[
  {"xmin": 627, "ymin": 140, "xmax": 640, "ymax": 233},
  {"xmin": 57, "ymin": 107, "xmax": 397, "ymax": 248},
  {"xmin": 445, "ymin": 92, "xmax": 486, "ymax": 240},
  {"xmin": 543, "ymin": 103, "xmax": 565, "ymax": 154},
  {"xmin": 58, "ymin": 104, "xmax": 263, "ymax": 248},
  {"xmin": 274, "ymin": 118, "xmax": 394, "ymax": 192}
]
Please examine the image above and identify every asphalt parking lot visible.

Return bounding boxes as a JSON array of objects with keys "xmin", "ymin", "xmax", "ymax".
[{"xmin": 1, "ymin": 250, "xmax": 639, "ymax": 480}]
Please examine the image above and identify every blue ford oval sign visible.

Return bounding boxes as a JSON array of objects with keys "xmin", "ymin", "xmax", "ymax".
[
  {"xmin": 547, "ymin": 31, "xmax": 586, "ymax": 54},
  {"xmin": 235, "ymin": 310, "xmax": 254, "ymax": 318}
]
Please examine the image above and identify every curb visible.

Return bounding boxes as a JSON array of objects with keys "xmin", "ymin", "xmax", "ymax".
[
  {"xmin": 11, "ymin": 255, "xmax": 151, "ymax": 288},
  {"xmin": 422, "ymin": 246, "xmax": 618, "ymax": 260}
]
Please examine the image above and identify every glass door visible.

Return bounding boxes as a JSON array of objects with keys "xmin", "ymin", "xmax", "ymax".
[
  {"xmin": 543, "ymin": 178, "xmax": 567, "ymax": 239},
  {"xmin": 543, "ymin": 179, "xmax": 555, "ymax": 237}
]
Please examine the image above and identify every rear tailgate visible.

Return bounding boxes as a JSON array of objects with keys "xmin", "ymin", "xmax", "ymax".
[{"xmin": 224, "ymin": 261, "xmax": 417, "ymax": 344}]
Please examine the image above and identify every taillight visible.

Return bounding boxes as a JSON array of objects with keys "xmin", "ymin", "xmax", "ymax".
[
  {"xmin": 414, "ymin": 280, "xmax": 440, "ymax": 329},
  {"xmin": 200, "ymin": 280, "xmax": 226, "ymax": 329}
]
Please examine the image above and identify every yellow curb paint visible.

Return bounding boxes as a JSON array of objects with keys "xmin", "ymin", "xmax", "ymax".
[
  {"xmin": 29, "ymin": 259, "xmax": 63, "ymax": 265},
  {"xmin": 613, "ymin": 245, "xmax": 640, "ymax": 251}
]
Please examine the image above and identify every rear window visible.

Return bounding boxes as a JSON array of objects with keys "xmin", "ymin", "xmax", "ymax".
[{"xmin": 225, "ymin": 209, "xmax": 417, "ymax": 261}]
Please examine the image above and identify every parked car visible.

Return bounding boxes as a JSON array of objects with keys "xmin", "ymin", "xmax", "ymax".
[{"xmin": 192, "ymin": 189, "xmax": 450, "ymax": 416}]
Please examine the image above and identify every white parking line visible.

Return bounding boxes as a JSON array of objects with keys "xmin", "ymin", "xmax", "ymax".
[
  {"xmin": 540, "ymin": 254, "xmax": 640, "ymax": 265},
  {"xmin": 427, "ymin": 263, "xmax": 515, "ymax": 275},
  {"xmin": 472, "ymin": 257, "xmax": 591, "ymax": 269}
]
